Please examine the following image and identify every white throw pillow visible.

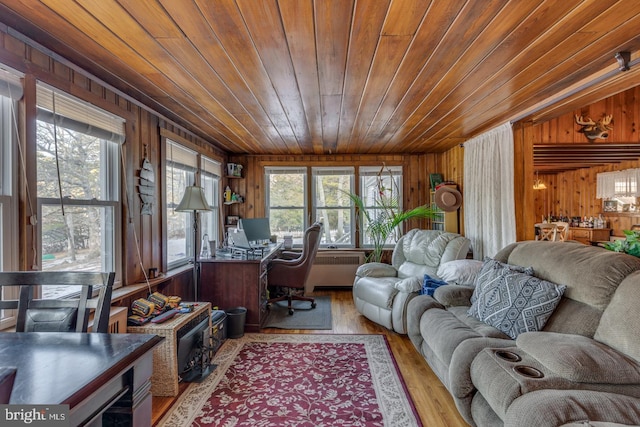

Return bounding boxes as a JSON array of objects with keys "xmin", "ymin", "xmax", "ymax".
[
  {"xmin": 437, "ymin": 259, "xmax": 484, "ymax": 285},
  {"xmin": 394, "ymin": 277, "xmax": 422, "ymax": 293}
]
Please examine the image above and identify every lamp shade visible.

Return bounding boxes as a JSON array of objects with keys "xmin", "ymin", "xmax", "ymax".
[{"xmin": 175, "ymin": 186, "xmax": 211, "ymax": 212}]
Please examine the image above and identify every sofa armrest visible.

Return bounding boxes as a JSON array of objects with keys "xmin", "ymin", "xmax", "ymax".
[
  {"xmin": 504, "ymin": 390, "xmax": 640, "ymax": 427},
  {"xmin": 406, "ymin": 295, "xmax": 445, "ymax": 342},
  {"xmin": 433, "ymin": 284, "xmax": 474, "ymax": 307},
  {"xmin": 355, "ymin": 262, "xmax": 397, "ymax": 278},
  {"xmin": 516, "ymin": 332, "xmax": 640, "ymax": 384}
]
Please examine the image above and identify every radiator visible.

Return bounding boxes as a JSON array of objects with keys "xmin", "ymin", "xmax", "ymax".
[
  {"xmin": 305, "ymin": 250, "xmax": 365, "ymax": 293},
  {"xmin": 88, "ymin": 306, "xmax": 128, "ymax": 333}
]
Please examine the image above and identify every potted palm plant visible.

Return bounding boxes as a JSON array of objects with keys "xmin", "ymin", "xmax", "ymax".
[{"xmin": 347, "ymin": 165, "xmax": 436, "ymax": 263}]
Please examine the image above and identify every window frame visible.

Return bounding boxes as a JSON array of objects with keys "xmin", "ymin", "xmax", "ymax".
[
  {"xmin": 265, "ymin": 166, "xmax": 308, "ymax": 247},
  {"xmin": 0, "ymin": 91, "xmax": 19, "ymax": 328},
  {"xmin": 359, "ymin": 165, "xmax": 404, "ymax": 248},
  {"xmin": 311, "ymin": 166, "xmax": 355, "ymax": 248},
  {"xmin": 35, "ymin": 84, "xmax": 124, "ymax": 294},
  {"xmin": 165, "ymin": 139, "xmax": 197, "ymax": 270},
  {"xmin": 200, "ymin": 156, "xmax": 221, "ymax": 251}
]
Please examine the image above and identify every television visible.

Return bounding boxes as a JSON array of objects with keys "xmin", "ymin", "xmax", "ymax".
[
  {"xmin": 239, "ymin": 217, "xmax": 271, "ymax": 243},
  {"xmin": 177, "ymin": 316, "xmax": 211, "ymax": 382}
]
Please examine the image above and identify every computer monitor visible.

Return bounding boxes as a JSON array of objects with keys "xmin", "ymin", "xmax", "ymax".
[{"xmin": 239, "ymin": 217, "xmax": 271, "ymax": 242}]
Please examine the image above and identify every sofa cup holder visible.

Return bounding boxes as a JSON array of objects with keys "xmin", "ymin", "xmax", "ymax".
[
  {"xmin": 495, "ymin": 350, "xmax": 522, "ymax": 362},
  {"xmin": 513, "ymin": 365, "xmax": 544, "ymax": 379}
]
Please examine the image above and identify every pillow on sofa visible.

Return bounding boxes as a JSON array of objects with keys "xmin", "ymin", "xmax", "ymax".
[
  {"xmin": 394, "ymin": 276, "xmax": 422, "ymax": 293},
  {"xmin": 437, "ymin": 259, "xmax": 484, "ymax": 285},
  {"xmin": 468, "ymin": 270, "xmax": 566, "ymax": 339},
  {"xmin": 517, "ymin": 332, "xmax": 640, "ymax": 384},
  {"xmin": 421, "ymin": 274, "xmax": 448, "ymax": 295},
  {"xmin": 470, "ymin": 258, "xmax": 534, "ymax": 304}
]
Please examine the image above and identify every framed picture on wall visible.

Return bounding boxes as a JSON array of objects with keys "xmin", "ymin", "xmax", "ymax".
[{"xmin": 603, "ymin": 200, "xmax": 617, "ymax": 212}]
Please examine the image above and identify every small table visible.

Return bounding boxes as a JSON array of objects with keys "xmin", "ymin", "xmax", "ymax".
[
  {"xmin": 0, "ymin": 332, "xmax": 162, "ymax": 426},
  {"xmin": 127, "ymin": 302, "xmax": 211, "ymax": 396}
]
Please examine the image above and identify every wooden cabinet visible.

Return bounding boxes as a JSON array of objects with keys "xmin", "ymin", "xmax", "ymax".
[
  {"xmin": 430, "ymin": 188, "xmax": 459, "ymax": 233},
  {"xmin": 568, "ymin": 227, "xmax": 611, "ymax": 245},
  {"xmin": 198, "ymin": 244, "xmax": 281, "ymax": 332}
]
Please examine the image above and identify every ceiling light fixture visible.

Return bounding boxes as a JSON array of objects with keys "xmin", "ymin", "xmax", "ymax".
[{"xmin": 533, "ymin": 171, "xmax": 547, "ymax": 190}]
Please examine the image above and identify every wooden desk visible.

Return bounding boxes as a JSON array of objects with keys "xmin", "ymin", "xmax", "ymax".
[
  {"xmin": 199, "ymin": 243, "xmax": 282, "ymax": 332},
  {"xmin": 127, "ymin": 302, "xmax": 211, "ymax": 397},
  {"xmin": 0, "ymin": 332, "xmax": 162, "ymax": 426}
]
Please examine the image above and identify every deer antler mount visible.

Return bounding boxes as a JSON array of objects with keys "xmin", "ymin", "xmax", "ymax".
[{"xmin": 575, "ymin": 114, "xmax": 613, "ymax": 141}]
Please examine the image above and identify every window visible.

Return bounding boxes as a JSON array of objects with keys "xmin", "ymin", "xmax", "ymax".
[
  {"xmin": 597, "ymin": 168, "xmax": 640, "ymax": 213},
  {"xmin": 201, "ymin": 156, "xmax": 221, "ymax": 250},
  {"xmin": 0, "ymin": 69, "xmax": 21, "ymax": 328},
  {"xmin": 36, "ymin": 84, "xmax": 125, "ymax": 298},
  {"xmin": 359, "ymin": 165, "xmax": 403, "ymax": 246},
  {"xmin": 265, "ymin": 167, "xmax": 307, "ymax": 245},
  {"xmin": 312, "ymin": 167, "xmax": 354, "ymax": 247},
  {"xmin": 166, "ymin": 140, "xmax": 197, "ymax": 268}
]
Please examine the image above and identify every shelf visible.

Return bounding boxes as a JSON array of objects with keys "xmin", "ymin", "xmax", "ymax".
[
  {"xmin": 224, "ymin": 201, "xmax": 242, "ymax": 205},
  {"xmin": 225, "ymin": 175, "xmax": 243, "ymax": 179},
  {"xmin": 430, "ymin": 188, "xmax": 459, "ymax": 233}
]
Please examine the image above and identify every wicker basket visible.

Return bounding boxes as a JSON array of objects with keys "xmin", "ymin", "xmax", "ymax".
[{"xmin": 127, "ymin": 302, "xmax": 211, "ymax": 396}]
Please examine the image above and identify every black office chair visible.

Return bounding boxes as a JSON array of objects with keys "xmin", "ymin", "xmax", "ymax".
[
  {"xmin": 0, "ymin": 271, "xmax": 115, "ymax": 333},
  {"xmin": 267, "ymin": 222, "xmax": 323, "ymax": 315}
]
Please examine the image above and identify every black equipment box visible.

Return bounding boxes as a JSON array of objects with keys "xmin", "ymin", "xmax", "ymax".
[{"xmin": 210, "ymin": 310, "xmax": 227, "ymax": 355}]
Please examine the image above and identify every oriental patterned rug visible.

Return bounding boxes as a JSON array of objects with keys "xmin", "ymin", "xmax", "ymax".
[{"xmin": 158, "ymin": 333, "xmax": 422, "ymax": 427}]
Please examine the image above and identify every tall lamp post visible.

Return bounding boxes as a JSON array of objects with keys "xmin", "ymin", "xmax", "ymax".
[{"xmin": 176, "ymin": 185, "xmax": 211, "ymax": 300}]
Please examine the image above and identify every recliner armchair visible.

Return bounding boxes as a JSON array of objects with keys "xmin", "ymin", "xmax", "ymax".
[
  {"xmin": 267, "ymin": 222, "xmax": 323, "ymax": 315},
  {"xmin": 352, "ymin": 229, "xmax": 470, "ymax": 334}
]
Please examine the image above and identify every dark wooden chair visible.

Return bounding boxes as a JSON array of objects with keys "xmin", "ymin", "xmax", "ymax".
[
  {"xmin": 0, "ymin": 271, "xmax": 115, "ymax": 333},
  {"xmin": 267, "ymin": 222, "xmax": 323, "ymax": 315}
]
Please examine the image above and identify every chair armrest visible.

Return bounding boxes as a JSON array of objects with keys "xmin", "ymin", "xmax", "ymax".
[
  {"xmin": 355, "ymin": 262, "xmax": 397, "ymax": 278},
  {"xmin": 433, "ymin": 284, "xmax": 474, "ymax": 307},
  {"xmin": 505, "ymin": 390, "xmax": 640, "ymax": 427},
  {"xmin": 278, "ymin": 250, "xmax": 301, "ymax": 260},
  {"xmin": 270, "ymin": 256, "xmax": 304, "ymax": 268}
]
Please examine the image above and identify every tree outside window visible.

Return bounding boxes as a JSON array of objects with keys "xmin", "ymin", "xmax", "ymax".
[
  {"xmin": 36, "ymin": 86, "xmax": 123, "ymax": 298},
  {"xmin": 266, "ymin": 167, "xmax": 306, "ymax": 245}
]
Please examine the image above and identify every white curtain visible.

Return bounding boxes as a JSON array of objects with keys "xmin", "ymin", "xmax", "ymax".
[
  {"xmin": 596, "ymin": 168, "xmax": 640, "ymax": 198},
  {"xmin": 463, "ymin": 122, "xmax": 516, "ymax": 259}
]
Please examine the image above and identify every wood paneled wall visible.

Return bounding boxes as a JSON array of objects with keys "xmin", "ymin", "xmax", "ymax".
[
  {"xmin": 523, "ymin": 86, "xmax": 640, "ymax": 238},
  {"xmin": 0, "ymin": 26, "xmax": 225, "ymax": 296}
]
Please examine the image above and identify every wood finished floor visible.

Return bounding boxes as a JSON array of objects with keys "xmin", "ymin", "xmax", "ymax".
[{"xmin": 151, "ymin": 288, "xmax": 469, "ymax": 426}]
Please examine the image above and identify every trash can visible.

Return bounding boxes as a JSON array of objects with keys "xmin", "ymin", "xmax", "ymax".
[{"xmin": 225, "ymin": 307, "xmax": 246, "ymax": 339}]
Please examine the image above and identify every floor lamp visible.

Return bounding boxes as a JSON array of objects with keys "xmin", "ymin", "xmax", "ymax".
[{"xmin": 176, "ymin": 185, "xmax": 211, "ymax": 300}]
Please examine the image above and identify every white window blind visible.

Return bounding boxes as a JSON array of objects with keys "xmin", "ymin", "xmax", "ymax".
[
  {"xmin": 36, "ymin": 84, "xmax": 125, "ymax": 143},
  {"xmin": 0, "ymin": 69, "xmax": 22, "ymax": 100},
  {"xmin": 167, "ymin": 140, "xmax": 197, "ymax": 170}
]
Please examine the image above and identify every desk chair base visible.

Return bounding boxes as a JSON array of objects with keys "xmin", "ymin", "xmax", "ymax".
[{"xmin": 267, "ymin": 287, "xmax": 316, "ymax": 315}]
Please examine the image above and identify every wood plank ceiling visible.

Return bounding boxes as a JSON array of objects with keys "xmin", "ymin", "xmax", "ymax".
[{"xmin": 1, "ymin": 0, "xmax": 640, "ymax": 162}]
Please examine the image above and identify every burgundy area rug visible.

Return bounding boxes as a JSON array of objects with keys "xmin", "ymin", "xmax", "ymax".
[{"xmin": 158, "ymin": 334, "xmax": 422, "ymax": 427}]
